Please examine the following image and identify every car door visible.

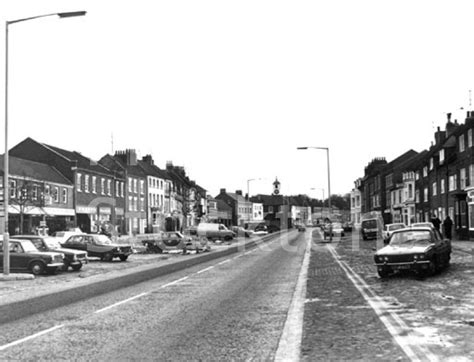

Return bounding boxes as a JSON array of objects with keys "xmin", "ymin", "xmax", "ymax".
[
  {"xmin": 9, "ymin": 242, "xmax": 30, "ymax": 271},
  {"xmin": 66, "ymin": 235, "xmax": 87, "ymax": 251}
]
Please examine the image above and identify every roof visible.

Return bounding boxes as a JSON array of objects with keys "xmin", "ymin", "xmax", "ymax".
[
  {"xmin": 99, "ymin": 154, "xmax": 147, "ymax": 178},
  {"xmin": 215, "ymin": 199, "xmax": 232, "ymax": 211},
  {"xmin": 226, "ymin": 192, "xmax": 249, "ymax": 203},
  {"xmin": 0, "ymin": 156, "xmax": 72, "ymax": 185},
  {"xmin": 137, "ymin": 160, "xmax": 170, "ymax": 180},
  {"xmin": 250, "ymin": 194, "xmax": 287, "ymax": 206},
  {"xmin": 42, "ymin": 143, "xmax": 112, "ymax": 175}
]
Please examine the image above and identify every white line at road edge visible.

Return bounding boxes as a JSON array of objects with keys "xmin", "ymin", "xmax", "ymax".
[
  {"xmin": 0, "ymin": 325, "xmax": 64, "ymax": 351},
  {"xmin": 274, "ymin": 230, "xmax": 311, "ymax": 361},
  {"xmin": 326, "ymin": 245, "xmax": 438, "ymax": 362}
]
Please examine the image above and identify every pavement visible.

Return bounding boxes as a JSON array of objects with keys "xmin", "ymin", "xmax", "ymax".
[{"xmin": 0, "ymin": 233, "xmax": 280, "ymax": 325}]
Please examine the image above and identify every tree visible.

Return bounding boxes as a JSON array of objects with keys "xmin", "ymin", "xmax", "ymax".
[{"xmin": 9, "ymin": 177, "xmax": 46, "ymax": 234}]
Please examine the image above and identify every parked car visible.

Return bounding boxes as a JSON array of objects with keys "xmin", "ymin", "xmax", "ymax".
[
  {"xmin": 266, "ymin": 225, "xmax": 280, "ymax": 233},
  {"xmin": 374, "ymin": 226, "xmax": 451, "ymax": 278},
  {"xmin": 197, "ymin": 223, "xmax": 235, "ymax": 241},
  {"xmin": 141, "ymin": 231, "xmax": 208, "ymax": 253},
  {"xmin": 383, "ymin": 223, "xmax": 407, "ymax": 244},
  {"xmin": 411, "ymin": 222, "xmax": 435, "ymax": 229},
  {"xmin": 324, "ymin": 222, "xmax": 345, "ymax": 238},
  {"xmin": 342, "ymin": 222, "xmax": 353, "ymax": 232},
  {"xmin": 360, "ymin": 217, "xmax": 383, "ymax": 240},
  {"xmin": 0, "ymin": 238, "xmax": 65, "ymax": 275},
  {"xmin": 14, "ymin": 235, "xmax": 88, "ymax": 271},
  {"xmin": 51, "ymin": 230, "xmax": 83, "ymax": 244},
  {"xmin": 297, "ymin": 224, "xmax": 306, "ymax": 232},
  {"xmin": 231, "ymin": 226, "xmax": 253, "ymax": 238},
  {"xmin": 61, "ymin": 234, "xmax": 133, "ymax": 261}
]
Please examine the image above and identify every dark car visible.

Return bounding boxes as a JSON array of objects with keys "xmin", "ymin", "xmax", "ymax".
[
  {"xmin": 297, "ymin": 225, "xmax": 306, "ymax": 232},
  {"xmin": 141, "ymin": 231, "xmax": 209, "ymax": 254},
  {"xmin": 61, "ymin": 234, "xmax": 133, "ymax": 261},
  {"xmin": 231, "ymin": 226, "xmax": 253, "ymax": 238},
  {"xmin": 15, "ymin": 235, "xmax": 88, "ymax": 271},
  {"xmin": 0, "ymin": 239, "xmax": 65, "ymax": 275},
  {"xmin": 374, "ymin": 226, "xmax": 451, "ymax": 278}
]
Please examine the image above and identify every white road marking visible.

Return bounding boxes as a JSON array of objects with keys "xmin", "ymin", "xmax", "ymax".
[
  {"xmin": 0, "ymin": 325, "xmax": 64, "ymax": 351},
  {"xmin": 196, "ymin": 266, "xmax": 214, "ymax": 274},
  {"xmin": 217, "ymin": 259, "xmax": 231, "ymax": 265},
  {"xmin": 160, "ymin": 276, "xmax": 189, "ymax": 288},
  {"xmin": 95, "ymin": 292, "xmax": 149, "ymax": 314},
  {"xmin": 274, "ymin": 229, "xmax": 311, "ymax": 361},
  {"xmin": 326, "ymin": 245, "xmax": 438, "ymax": 362}
]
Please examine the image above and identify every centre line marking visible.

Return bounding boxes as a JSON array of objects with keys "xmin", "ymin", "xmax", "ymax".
[
  {"xmin": 95, "ymin": 292, "xmax": 149, "ymax": 314},
  {"xmin": 197, "ymin": 266, "xmax": 214, "ymax": 274},
  {"xmin": 0, "ymin": 324, "xmax": 64, "ymax": 351},
  {"xmin": 326, "ymin": 245, "xmax": 438, "ymax": 362}
]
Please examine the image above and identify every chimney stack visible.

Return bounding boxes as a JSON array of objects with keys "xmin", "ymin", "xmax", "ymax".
[{"xmin": 236, "ymin": 190, "xmax": 242, "ymax": 196}]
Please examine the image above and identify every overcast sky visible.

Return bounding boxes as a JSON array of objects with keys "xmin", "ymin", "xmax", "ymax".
[{"xmin": 2, "ymin": 1, "xmax": 474, "ymax": 199}]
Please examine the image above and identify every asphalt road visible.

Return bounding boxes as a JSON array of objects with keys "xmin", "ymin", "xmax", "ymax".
[{"xmin": 0, "ymin": 230, "xmax": 306, "ymax": 360}]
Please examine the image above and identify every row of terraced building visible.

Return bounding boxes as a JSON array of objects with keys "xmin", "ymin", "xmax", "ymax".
[{"xmin": 351, "ymin": 111, "xmax": 474, "ymax": 240}]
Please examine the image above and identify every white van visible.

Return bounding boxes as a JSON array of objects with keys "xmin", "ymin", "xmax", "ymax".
[{"xmin": 197, "ymin": 223, "xmax": 235, "ymax": 241}]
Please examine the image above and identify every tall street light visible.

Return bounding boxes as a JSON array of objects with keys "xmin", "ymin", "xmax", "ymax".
[
  {"xmin": 247, "ymin": 178, "xmax": 262, "ymax": 199},
  {"xmin": 3, "ymin": 11, "xmax": 86, "ymax": 276},
  {"xmin": 297, "ymin": 146, "xmax": 332, "ymax": 241}
]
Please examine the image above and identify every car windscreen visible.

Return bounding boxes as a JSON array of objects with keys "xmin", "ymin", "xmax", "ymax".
[
  {"xmin": 361, "ymin": 220, "xmax": 377, "ymax": 228},
  {"xmin": 389, "ymin": 224, "xmax": 405, "ymax": 231},
  {"xmin": 44, "ymin": 238, "xmax": 62, "ymax": 249},
  {"xmin": 389, "ymin": 231, "xmax": 432, "ymax": 246}
]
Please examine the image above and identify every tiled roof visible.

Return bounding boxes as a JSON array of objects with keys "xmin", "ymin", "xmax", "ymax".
[
  {"xmin": 0, "ymin": 156, "xmax": 72, "ymax": 185},
  {"xmin": 42, "ymin": 143, "xmax": 112, "ymax": 174}
]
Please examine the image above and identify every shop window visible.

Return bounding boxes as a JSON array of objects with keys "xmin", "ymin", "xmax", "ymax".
[{"xmin": 62, "ymin": 188, "xmax": 67, "ymax": 203}]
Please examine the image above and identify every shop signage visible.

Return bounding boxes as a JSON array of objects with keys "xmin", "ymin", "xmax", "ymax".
[
  {"xmin": 76, "ymin": 206, "xmax": 97, "ymax": 214},
  {"xmin": 99, "ymin": 207, "xmax": 112, "ymax": 215}
]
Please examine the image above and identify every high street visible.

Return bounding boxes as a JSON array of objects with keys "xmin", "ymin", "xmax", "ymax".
[{"xmin": 0, "ymin": 228, "xmax": 473, "ymax": 360}]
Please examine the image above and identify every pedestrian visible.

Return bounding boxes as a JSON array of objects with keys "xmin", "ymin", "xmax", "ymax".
[
  {"xmin": 430, "ymin": 214, "xmax": 441, "ymax": 231},
  {"xmin": 443, "ymin": 216, "xmax": 453, "ymax": 240}
]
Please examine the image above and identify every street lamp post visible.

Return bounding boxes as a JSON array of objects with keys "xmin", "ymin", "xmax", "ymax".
[
  {"xmin": 298, "ymin": 146, "xmax": 332, "ymax": 241},
  {"xmin": 3, "ymin": 11, "xmax": 86, "ymax": 276},
  {"xmin": 246, "ymin": 178, "xmax": 262, "ymax": 200}
]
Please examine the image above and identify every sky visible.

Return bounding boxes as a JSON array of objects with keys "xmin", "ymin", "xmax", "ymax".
[{"xmin": 2, "ymin": 1, "xmax": 474, "ymax": 200}]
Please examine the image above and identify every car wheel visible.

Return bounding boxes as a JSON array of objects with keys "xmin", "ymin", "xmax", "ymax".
[
  {"xmin": 71, "ymin": 263, "xmax": 82, "ymax": 271},
  {"xmin": 378, "ymin": 269, "xmax": 390, "ymax": 278},
  {"xmin": 29, "ymin": 261, "xmax": 46, "ymax": 275},
  {"xmin": 119, "ymin": 255, "xmax": 128, "ymax": 262},
  {"xmin": 104, "ymin": 252, "xmax": 114, "ymax": 262}
]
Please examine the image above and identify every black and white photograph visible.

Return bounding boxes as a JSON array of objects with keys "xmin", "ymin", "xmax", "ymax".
[{"xmin": 1, "ymin": 1, "xmax": 474, "ymax": 360}]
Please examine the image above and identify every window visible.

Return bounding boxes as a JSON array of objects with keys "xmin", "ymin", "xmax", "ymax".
[
  {"xmin": 140, "ymin": 180, "xmax": 145, "ymax": 195},
  {"xmin": 116, "ymin": 181, "xmax": 120, "ymax": 197},
  {"xmin": 128, "ymin": 196, "xmax": 133, "ymax": 211},
  {"xmin": 9, "ymin": 180, "xmax": 16, "ymax": 198},
  {"xmin": 423, "ymin": 166, "xmax": 428, "ymax": 177},
  {"xmin": 92, "ymin": 176, "xmax": 97, "ymax": 194},
  {"xmin": 469, "ymin": 129, "xmax": 473, "ymax": 148},
  {"xmin": 121, "ymin": 182, "xmax": 124, "ymax": 197},
  {"xmin": 101, "ymin": 178, "xmax": 105, "ymax": 195},
  {"xmin": 432, "ymin": 182, "xmax": 437, "ymax": 196},
  {"xmin": 440, "ymin": 179, "xmax": 445, "ymax": 194},
  {"xmin": 449, "ymin": 174, "xmax": 457, "ymax": 191},
  {"xmin": 460, "ymin": 134, "xmax": 465, "ymax": 152},
  {"xmin": 415, "ymin": 189, "xmax": 420, "ymax": 203},
  {"xmin": 140, "ymin": 197, "xmax": 145, "ymax": 212},
  {"xmin": 415, "ymin": 171, "xmax": 420, "ymax": 180},
  {"xmin": 62, "ymin": 188, "xmax": 67, "ymax": 203},
  {"xmin": 84, "ymin": 175, "xmax": 89, "ymax": 192},
  {"xmin": 408, "ymin": 184, "xmax": 413, "ymax": 199},
  {"xmin": 32, "ymin": 186, "xmax": 38, "ymax": 201},
  {"xmin": 385, "ymin": 174, "xmax": 393, "ymax": 188},
  {"xmin": 76, "ymin": 173, "xmax": 82, "ymax": 192},
  {"xmin": 128, "ymin": 178, "xmax": 132, "ymax": 193},
  {"xmin": 424, "ymin": 187, "xmax": 428, "ymax": 202},
  {"xmin": 107, "ymin": 179, "xmax": 112, "ymax": 196},
  {"xmin": 134, "ymin": 179, "xmax": 138, "ymax": 193},
  {"xmin": 461, "ymin": 168, "xmax": 467, "ymax": 189},
  {"xmin": 53, "ymin": 187, "xmax": 59, "ymax": 202},
  {"xmin": 470, "ymin": 164, "xmax": 474, "ymax": 187},
  {"xmin": 439, "ymin": 149, "xmax": 445, "ymax": 165}
]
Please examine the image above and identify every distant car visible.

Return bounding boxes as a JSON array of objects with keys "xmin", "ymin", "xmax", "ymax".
[
  {"xmin": 141, "ymin": 231, "xmax": 209, "ymax": 254},
  {"xmin": 324, "ymin": 222, "xmax": 344, "ymax": 238},
  {"xmin": 61, "ymin": 234, "xmax": 133, "ymax": 261},
  {"xmin": 360, "ymin": 218, "xmax": 383, "ymax": 240},
  {"xmin": 14, "ymin": 235, "xmax": 88, "ymax": 271},
  {"xmin": 383, "ymin": 223, "xmax": 407, "ymax": 244},
  {"xmin": 374, "ymin": 226, "xmax": 451, "ymax": 278},
  {"xmin": 297, "ymin": 225, "xmax": 306, "ymax": 232},
  {"xmin": 342, "ymin": 222, "xmax": 353, "ymax": 232},
  {"xmin": 411, "ymin": 222, "xmax": 435, "ymax": 229},
  {"xmin": 266, "ymin": 225, "xmax": 280, "ymax": 233},
  {"xmin": 0, "ymin": 239, "xmax": 65, "ymax": 275},
  {"xmin": 231, "ymin": 226, "xmax": 253, "ymax": 238}
]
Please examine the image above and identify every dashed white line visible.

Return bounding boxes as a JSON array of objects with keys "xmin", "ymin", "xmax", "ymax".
[
  {"xmin": 0, "ymin": 325, "xmax": 64, "ymax": 351},
  {"xmin": 196, "ymin": 266, "xmax": 214, "ymax": 274},
  {"xmin": 218, "ymin": 259, "xmax": 231, "ymax": 265},
  {"xmin": 160, "ymin": 276, "xmax": 189, "ymax": 288},
  {"xmin": 95, "ymin": 292, "xmax": 149, "ymax": 314}
]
